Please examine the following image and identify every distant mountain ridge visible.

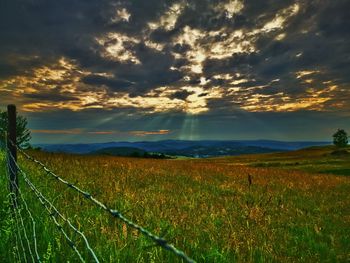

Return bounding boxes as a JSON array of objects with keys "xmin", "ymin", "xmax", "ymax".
[
  {"xmin": 91, "ymin": 147, "xmax": 147, "ymax": 157},
  {"xmin": 90, "ymin": 147, "xmax": 169, "ymax": 158},
  {"xmin": 36, "ymin": 140, "xmax": 330, "ymax": 158}
]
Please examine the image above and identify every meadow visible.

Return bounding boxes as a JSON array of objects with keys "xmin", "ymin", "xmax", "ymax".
[
  {"xmin": 205, "ymin": 145, "xmax": 350, "ymax": 176},
  {"xmin": 0, "ymin": 146, "xmax": 349, "ymax": 262}
]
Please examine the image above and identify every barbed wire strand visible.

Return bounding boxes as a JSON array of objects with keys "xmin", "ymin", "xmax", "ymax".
[
  {"xmin": 6, "ymin": 182, "xmax": 24, "ymax": 263},
  {"xmin": 7, "ymin": 197, "xmax": 30, "ymax": 263},
  {"xmin": 22, "ymin": 176, "xmax": 86, "ymax": 262},
  {"xmin": 7, "ymin": 151, "xmax": 88, "ymax": 263},
  {"xmin": 2, "ymin": 150, "xmax": 22, "ymax": 262},
  {"xmin": 14, "ymin": 144, "xmax": 196, "ymax": 263},
  {"xmin": 8, "ymin": 192, "xmax": 26, "ymax": 263},
  {"xmin": 6, "ymin": 158, "xmax": 34, "ymax": 262},
  {"xmin": 6, "ymin": 153, "xmax": 41, "ymax": 262},
  {"xmin": 7, "ymin": 164, "xmax": 35, "ymax": 263},
  {"xmin": 7, "ymin": 148, "xmax": 100, "ymax": 263},
  {"xmin": 11, "ymin": 199, "xmax": 28, "ymax": 263},
  {"xmin": 13, "ymin": 229, "xmax": 22, "ymax": 263},
  {"xmin": 10, "ymin": 150, "xmax": 100, "ymax": 263}
]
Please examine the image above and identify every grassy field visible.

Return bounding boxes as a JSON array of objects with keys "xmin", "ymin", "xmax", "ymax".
[
  {"xmin": 0, "ymin": 146, "xmax": 349, "ymax": 262},
  {"xmin": 206, "ymin": 145, "xmax": 350, "ymax": 176}
]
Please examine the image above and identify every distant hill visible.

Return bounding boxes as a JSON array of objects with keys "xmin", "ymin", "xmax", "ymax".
[
  {"xmin": 89, "ymin": 145, "xmax": 282, "ymax": 158},
  {"xmin": 216, "ymin": 145, "xmax": 350, "ymax": 176},
  {"xmin": 160, "ymin": 145, "xmax": 283, "ymax": 157},
  {"xmin": 90, "ymin": 147, "xmax": 170, "ymax": 159},
  {"xmin": 36, "ymin": 140, "xmax": 330, "ymax": 158},
  {"xmin": 90, "ymin": 147, "xmax": 147, "ymax": 157}
]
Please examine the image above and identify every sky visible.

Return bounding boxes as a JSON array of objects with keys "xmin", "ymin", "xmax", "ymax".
[{"xmin": 0, "ymin": 0, "xmax": 349, "ymax": 144}]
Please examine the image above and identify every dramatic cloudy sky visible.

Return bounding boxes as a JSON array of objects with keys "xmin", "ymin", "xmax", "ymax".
[{"xmin": 1, "ymin": 0, "xmax": 349, "ymax": 143}]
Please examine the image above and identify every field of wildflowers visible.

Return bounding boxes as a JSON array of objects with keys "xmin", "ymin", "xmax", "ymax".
[{"xmin": 0, "ymin": 148, "xmax": 349, "ymax": 262}]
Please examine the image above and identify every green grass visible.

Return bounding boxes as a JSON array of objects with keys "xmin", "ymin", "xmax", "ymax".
[
  {"xmin": 210, "ymin": 145, "xmax": 350, "ymax": 176},
  {"xmin": 0, "ymin": 147, "xmax": 349, "ymax": 262}
]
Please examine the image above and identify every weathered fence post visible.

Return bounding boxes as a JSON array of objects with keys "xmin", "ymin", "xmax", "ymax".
[{"xmin": 7, "ymin": 104, "xmax": 18, "ymax": 207}]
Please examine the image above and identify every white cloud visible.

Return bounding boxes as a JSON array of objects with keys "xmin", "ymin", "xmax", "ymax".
[
  {"xmin": 111, "ymin": 8, "xmax": 131, "ymax": 23},
  {"xmin": 148, "ymin": 2, "xmax": 187, "ymax": 31},
  {"xmin": 95, "ymin": 33, "xmax": 141, "ymax": 64},
  {"xmin": 219, "ymin": 0, "xmax": 244, "ymax": 19},
  {"xmin": 261, "ymin": 3, "xmax": 300, "ymax": 33}
]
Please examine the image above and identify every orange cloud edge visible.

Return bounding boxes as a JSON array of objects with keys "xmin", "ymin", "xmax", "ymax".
[{"xmin": 31, "ymin": 129, "xmax": 171, "ymax": 136}]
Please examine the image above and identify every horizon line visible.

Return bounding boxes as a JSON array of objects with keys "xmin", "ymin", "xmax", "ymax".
[{"xmin": 32, "ymin": 139, "xmax": 332, "ymax": 146}]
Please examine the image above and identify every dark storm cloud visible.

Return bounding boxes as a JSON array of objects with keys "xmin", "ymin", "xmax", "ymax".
[
  {"xmin": 23, "ymin": 90, "xmax": 79, "ymax": 102},
  {"xmin": 106, "ymin": 0, "xmax": 172, "ymax": 35},
  {"xmin": 2, "ymin": 0, "xmax": 349, "ymax": 96},
  {"xmin": 25, "ymin": 93, "xmax": 78, "ymax": 102},
  {"xmin": 170, "ymin": 90, "xmax": 195, "ymax": 101},
  {"xmin": 150, "ymin": 28, "xmax": 181, "ymax": 43},
  {"xmin": 172, "ymin": 0, "xmax": 296, "ymax": 33},
  {"xmin": 195, "ymin": 0, "xmax": 349, "ymax": 97},
  {"xmin": 0, "ymin": 63, "xmax": 19, "ymax": 78},
  {"xmin": 0, "ymin": 0, "xmax": 182, "ymax": 95},
  {"xmin": 81, "ymin": 74, "xmax": 133, "ymax": 91},
  {"xmin": 120, "ymin": 43, "xmax": 184, "ymax": 95},
  {"xmin": 0, "ymin": 0, "xmax": 106, "ymax": 81}
]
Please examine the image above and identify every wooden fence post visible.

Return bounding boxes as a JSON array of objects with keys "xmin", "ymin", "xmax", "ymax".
[{"xmin": 7, "ymin": 104, "xmax": 18, "ymax": 207}]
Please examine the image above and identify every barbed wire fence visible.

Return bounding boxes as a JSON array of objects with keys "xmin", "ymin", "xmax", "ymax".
[
  {"xmin": 0, "ymin": 105, "xmax": 196, "ymax": 263},
  {"xmin": 6, "ymin": 149, "xmax": 98, "ymax": 263},
  {"xmin": 6, "ymin": 152, "xmax": 40, "ymax": 262}
]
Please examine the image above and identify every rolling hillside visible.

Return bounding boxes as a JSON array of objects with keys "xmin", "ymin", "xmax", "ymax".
[
  {"xmin": 206, "ymin": 145, "xmax": 350, "ymax": 176},
  {"xmin": 36, "ymin": 140, "xmax": 330, "ymax": 157},
  {"xmin": 0, "ymin": 146, "xmax": 349, "ymax": 262}
]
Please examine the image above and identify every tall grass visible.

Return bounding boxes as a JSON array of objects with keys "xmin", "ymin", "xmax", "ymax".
[{"xmin": 0, "ymin": 150, "xmax": 349, "ymax": 262}]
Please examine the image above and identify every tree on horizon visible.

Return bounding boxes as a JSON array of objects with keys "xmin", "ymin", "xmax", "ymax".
[
  {"xmin": 333, "ymin": 129, "xmax": 348, "ymax": 148},
  {"xmin": 0, "ymin": 110, "xmax": 31, "ymax": 149}
]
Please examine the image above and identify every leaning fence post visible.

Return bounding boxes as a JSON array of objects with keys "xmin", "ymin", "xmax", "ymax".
[{"xmin": 7, "ymin": 104, "xmax": 18, "ymax": 207}]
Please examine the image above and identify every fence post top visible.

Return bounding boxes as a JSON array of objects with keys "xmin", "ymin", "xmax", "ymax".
[{"xmin": 7, "ymin": 104, "xmax": 16, "ymax": 110}]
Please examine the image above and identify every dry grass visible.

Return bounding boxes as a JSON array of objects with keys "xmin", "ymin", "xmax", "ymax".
[{"xmin": 0, "ymin": 149, "xmax": 349, "ymax": 262}]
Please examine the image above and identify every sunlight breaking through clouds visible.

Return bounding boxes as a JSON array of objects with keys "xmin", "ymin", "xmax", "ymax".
[
  {"xmin": 296, "ymin": 70, "xmax": 321, "ymax": 79},
  {"xmin": 173, "ymin": 27, "xmax": 256, "ymax": 73},
  {"xmin": 0, "ymin": 53, "xmax": 342, "ymax": 116},
  {"xmin": 260, "ymin": 3, "xmax": 300, "ymax": 33},
  {"xmin": 0, "ymin": 0, "xmax": 349, "ymax": 143},
  {"xmin": 95, "ymin": 33, "xmax": 141, "ymax": 64},
  {"xmin": 0, "ymin": 0, "xmax": 349, "ymax": 128},
  {"xmin": 112, "ymin": 8, "xmax": 131, "ymax": 23},
  {"xmin": 148, "ymin": 2, "xmax": 187, "ymax": 31},
  {"xmin": 218, "ymin": 0, "xmax": 244, "ymax": 19},
  {"xmin": 105, "ymin": 86, "xmax": 224, "ymax": 114},
  {"xmin": 31, "ymin": 128, "xmax": 172, "ymax": 137},
  {"xmin": 129, "ymin": 129, "xmax": 171, "ymax": 136}
]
